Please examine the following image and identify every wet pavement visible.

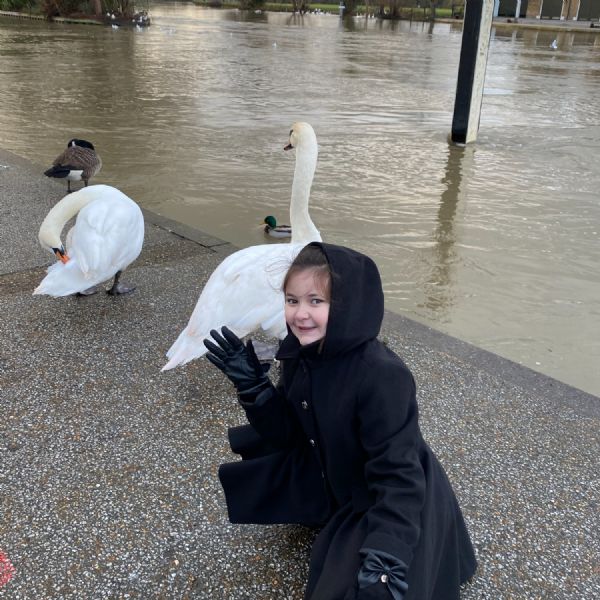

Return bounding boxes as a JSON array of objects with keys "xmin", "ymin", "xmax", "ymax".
[{"xmin": 0, "ymin": 148, "xmax": 598, "ymax": 598}]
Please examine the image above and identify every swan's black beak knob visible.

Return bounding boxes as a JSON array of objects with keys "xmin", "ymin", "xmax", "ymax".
[{"xmin": 52, "ymin": 246, "xmax": 69, "ymax": 264}]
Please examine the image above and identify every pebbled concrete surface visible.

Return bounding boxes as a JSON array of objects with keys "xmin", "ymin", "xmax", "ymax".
[{"xmin": 0, "ymin": 149, "xmax": 598, "ymax": 599}]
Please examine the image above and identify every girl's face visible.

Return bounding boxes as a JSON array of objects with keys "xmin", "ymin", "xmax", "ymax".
[{"xmin": 284, "ymin": 269, "xmax": 330, "ymax": 346}]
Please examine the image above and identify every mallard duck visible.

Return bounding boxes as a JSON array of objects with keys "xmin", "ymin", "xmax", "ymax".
[
  {"xmin": 44, "ymin": 139, "xmax": 102, "ymax": 193},
  {"xmin": 263, "ymin": 215, "xmax": 292, "ymax": 239},
  {"xmin": 34, "ymin": 185, "xmax": 144, "ymax": 297},
  {"xmin": 162, "ymin": 122, "xmax": 321, "ymax": 370}
]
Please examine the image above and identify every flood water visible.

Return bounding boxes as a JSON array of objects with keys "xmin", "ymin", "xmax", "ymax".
[{"xmin": 1, "ymin": 3, "xmax": 599, "ymax": 396}]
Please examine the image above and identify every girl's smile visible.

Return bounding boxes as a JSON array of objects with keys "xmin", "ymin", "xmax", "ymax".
[{"xmin": 284, "ymin": 270, "xmax": 330, "ymax": 346}]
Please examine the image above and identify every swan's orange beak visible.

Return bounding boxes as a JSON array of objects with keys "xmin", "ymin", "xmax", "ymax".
[{"xmin": 54, "ymin": 249, "xmax": 70, "ymax": 263}]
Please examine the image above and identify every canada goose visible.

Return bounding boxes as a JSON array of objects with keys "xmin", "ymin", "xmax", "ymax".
[
  {"xmin": 44, "ymin": 139, "xmax": 102, "ymax": 193},
  {"xmin": 162, "ymin": 122, "xmax": 320, "ymax": 370}
]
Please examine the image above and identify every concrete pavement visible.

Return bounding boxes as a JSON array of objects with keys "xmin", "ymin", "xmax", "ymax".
[{"xmin": 0, "ymin": 148, "xmax": 598, "ymax": 599}]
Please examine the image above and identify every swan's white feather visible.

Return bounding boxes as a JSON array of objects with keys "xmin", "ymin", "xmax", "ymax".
[{"xmin": 34, "ymin": 186, "xmax": 144, "ymax": 297}]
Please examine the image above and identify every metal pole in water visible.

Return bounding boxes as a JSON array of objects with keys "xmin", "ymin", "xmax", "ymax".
[{"xmin": 451, "ymin": 0, "xmax": 495, "ymax": 144}]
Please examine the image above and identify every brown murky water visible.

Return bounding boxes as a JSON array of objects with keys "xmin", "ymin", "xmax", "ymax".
[{"xmin": 1, "ymin": 3, "xmax": 599, "ymax": 395}]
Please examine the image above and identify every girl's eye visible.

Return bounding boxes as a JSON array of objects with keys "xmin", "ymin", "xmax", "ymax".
[
  {"xmin": 311, "ymin": 298, "xmax": 324, "ymax": 305},
  {"xmin": 286, "ymin": 298, "xmax": 297, "ymax": 305}
]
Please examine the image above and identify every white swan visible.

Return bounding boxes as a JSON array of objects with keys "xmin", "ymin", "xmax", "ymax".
[
  {"xmin": 162, "ymin": 122, "xmax": 321, "ymax": 370},
  {"xmin": 34, "ymin": 185, "xmax": 144, "ymax": 297}
]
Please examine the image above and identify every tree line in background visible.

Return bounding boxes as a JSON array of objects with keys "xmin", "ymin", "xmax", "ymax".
[
  {"xmin": 0, "ymin": 0, "xmax": 464, "ymax": 20},
  {"xmin": 0, "ymin": 0, "xmax": 136, "ymax": 18},
  {"xmin": 205, "ymin": 0, "xmax": 463, "ymax": 18}
]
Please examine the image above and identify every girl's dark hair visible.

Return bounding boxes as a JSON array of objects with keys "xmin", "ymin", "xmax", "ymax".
[{"xmin": 283, "ymin": 244, "xmax": 332, "ymax": 298}]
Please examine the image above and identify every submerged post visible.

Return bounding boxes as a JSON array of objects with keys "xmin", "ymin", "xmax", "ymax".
[{"xmin": 451, "ymin": 0, "xmax": 495, "ymax": 144}]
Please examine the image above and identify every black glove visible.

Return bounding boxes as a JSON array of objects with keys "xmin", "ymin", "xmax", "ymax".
[{"xmin": 203, "ymin": 326, "xmax": 270, "ymax": 395}]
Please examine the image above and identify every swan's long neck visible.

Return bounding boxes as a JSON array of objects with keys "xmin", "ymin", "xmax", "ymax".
[
  {"xmin": 39, "ymin": 187, "xmax": 96, "ymax": 249},
  {"xmin": 290, "ymin": 139, "xmax": 321, "ymax": 244}
]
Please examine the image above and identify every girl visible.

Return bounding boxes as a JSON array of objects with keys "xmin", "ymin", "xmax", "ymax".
[{"xmin": 203, "ymin": 242, "xmax": 477, "ymax": 600}]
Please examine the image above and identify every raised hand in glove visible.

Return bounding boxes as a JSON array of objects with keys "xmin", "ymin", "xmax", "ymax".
[{"xmin": 203, "ymin": 326, "xmax": 271, "ymax": 395}]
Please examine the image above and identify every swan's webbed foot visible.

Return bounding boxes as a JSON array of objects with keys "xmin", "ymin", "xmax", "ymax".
[
  {"xmin": 107, "ymin": 270, "xmax": 135, "ymax": 295},
  {"xmin": 76, "ymin": 285, "xmax": 100, "ymax": 296},
  {"xmin": 107, "ymin": 281, "xmax": 136, "ymax": 295}
]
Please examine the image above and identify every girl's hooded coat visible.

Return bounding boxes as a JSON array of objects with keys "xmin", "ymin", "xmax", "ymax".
[{"xmin": 219, "ymin": 243, "xmax": 477, "ymax": 600}]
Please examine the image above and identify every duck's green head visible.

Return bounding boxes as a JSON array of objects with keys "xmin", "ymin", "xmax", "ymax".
[{"xmin": 264, "ymin": 215, "xmax": 277, "ymax": 228}]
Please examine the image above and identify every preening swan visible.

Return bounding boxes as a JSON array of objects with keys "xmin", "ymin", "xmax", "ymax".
[
  {"xmin": 44, "ymin": 139, "xmax": 102, "ymax": 193},
  {"xmin": 162, "ymin": 122, "xmax": 321, "ymax": 370},
  {"xmin": 34, "ymin": 185, "xmax": 144, "ymax": 297}
]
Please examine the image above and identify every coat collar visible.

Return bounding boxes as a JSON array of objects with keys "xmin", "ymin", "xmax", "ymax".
[{"xmin": 276, "ymin": 332, "xmax": 323, "ymax": 361}]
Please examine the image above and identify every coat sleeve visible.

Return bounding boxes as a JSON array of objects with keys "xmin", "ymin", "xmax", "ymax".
[
  {"xmin": 238, "ymin": 381, "xmax": 304, "ymax": 449},
  {"xmin": 356, "ymin": 357, "xmax": 426, "ymax": 569}
]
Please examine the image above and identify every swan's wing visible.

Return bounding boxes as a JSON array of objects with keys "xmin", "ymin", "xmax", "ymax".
[
  {"xmin": 187, "ymin": 243, "xmax": 301, "ymax": 336},
  {"xmin": 163, "ymin": 242, "xmax": 306, "ymax": 370},
  {"xmin": 70, "ymin": 195, "xmax": 144, "ymax": 279}
]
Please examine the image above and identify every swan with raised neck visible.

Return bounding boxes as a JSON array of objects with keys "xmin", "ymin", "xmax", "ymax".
[
  {"xmin": 162, "ymin": 122, "xmax": 323, "ymax": 370},
  {"xmin": 285, "ymin": 122, "xmax": 321, "ymax": 244}
]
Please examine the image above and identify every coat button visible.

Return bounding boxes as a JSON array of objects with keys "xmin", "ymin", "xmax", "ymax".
[
  {"xmin": 309, "ymin": 439, "xmax": 316, "ymax": 447},
  {"xmin": 301, "ymin": 401, "xmax": 308, "ymax": 410}
]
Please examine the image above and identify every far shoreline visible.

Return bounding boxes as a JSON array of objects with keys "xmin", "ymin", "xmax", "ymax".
[{"xmin": 2, "ymin": 4, "xmax": 599, "ymax": 34}]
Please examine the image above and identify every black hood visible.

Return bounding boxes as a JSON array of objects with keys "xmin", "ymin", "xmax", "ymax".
[{"xmin": 277, "ymin": 242, "xmax": 384, "ymax": 360}]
